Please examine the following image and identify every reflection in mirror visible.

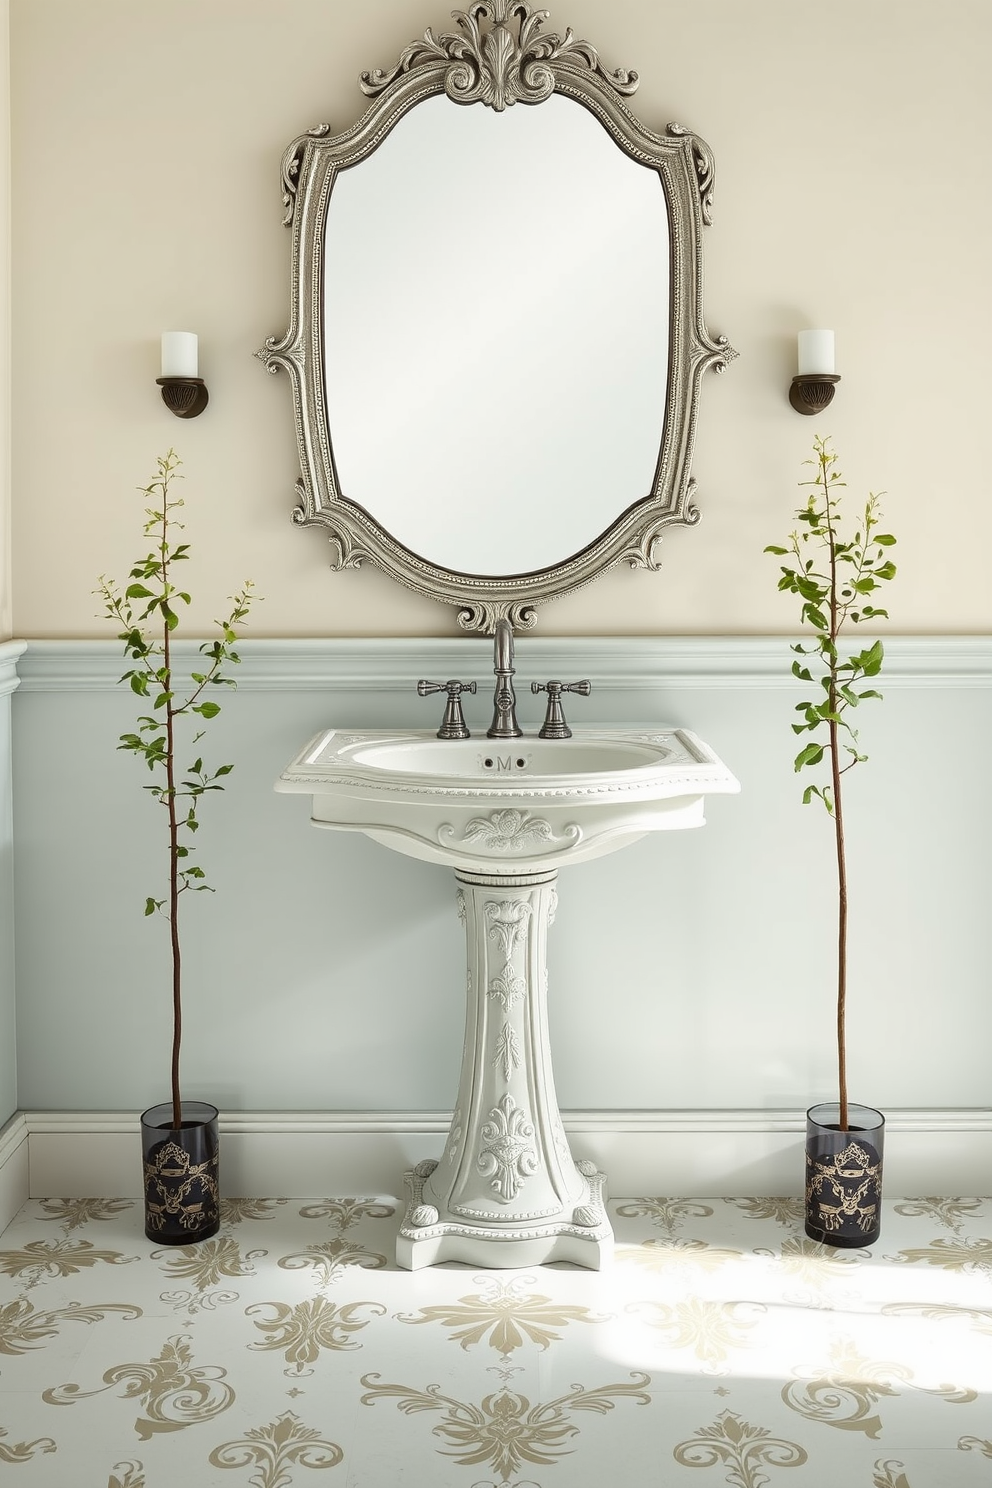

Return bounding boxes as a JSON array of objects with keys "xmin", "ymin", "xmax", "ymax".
[
  {"xmin": 324, "ymin": 94, "xmax": 669, "ymax": 576},
  {"xmin": 261, "ymin": 1, "xmax": 735, "ymax": 630}
]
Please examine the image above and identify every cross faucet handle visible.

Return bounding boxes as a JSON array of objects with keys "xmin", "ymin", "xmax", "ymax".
[
  {"xmin": 417, "ymin": 679, "xmax": 477, "ymax": 739},
  {"xmin": 530, "ymin": 679, "xmax": 591, "ymax": 740}
]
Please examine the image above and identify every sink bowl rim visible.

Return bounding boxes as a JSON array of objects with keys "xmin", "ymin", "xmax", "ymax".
[{"xmin": 277, "ymin": 726, "xmax": 741, "ymax": 803}]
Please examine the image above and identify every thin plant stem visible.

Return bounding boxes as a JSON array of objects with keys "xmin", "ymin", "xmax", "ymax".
[
  {"xmin": 821, "ymin": 457, "xmax": 849, "ymax": 1132},
  {"xmin": 160, "ymin": 498, "xmax": 183, "ymax": 1132}
]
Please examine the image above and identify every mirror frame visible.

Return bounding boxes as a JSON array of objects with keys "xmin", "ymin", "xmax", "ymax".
[{"xmin": 259, "ymin": 0, "xmax": 736, "ymax": 632}]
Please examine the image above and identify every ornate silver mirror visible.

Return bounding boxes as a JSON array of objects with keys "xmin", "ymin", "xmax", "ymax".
[{"xmin": 260, "ymin": 1, "xmax": 735, "ymax": 631}]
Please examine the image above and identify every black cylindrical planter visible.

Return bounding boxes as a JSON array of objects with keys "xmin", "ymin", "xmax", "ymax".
[
  {"xmin": 140, "ymin": 1101, "xmax": 220, "ymax": 1244},
  {"xmin": 805, "ymin": 1102, "xmax": 884, "ymax": 1248}
]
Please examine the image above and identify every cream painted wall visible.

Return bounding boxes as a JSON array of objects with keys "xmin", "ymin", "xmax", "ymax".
[{"xmin": 9, "ymin": 0, "xmax": 992, "ymax": 639}]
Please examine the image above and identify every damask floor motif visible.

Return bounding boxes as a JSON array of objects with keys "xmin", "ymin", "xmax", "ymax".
[{"xmin": 1, "ymin": 1197, "xmax": 991, "ymax": 1487}]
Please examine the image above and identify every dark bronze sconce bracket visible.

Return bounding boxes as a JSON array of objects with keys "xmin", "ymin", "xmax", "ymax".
[
  {"xmin": 789, "ymin": 374, "xmax": 840, "ymax": 416},
  {"xmin": 156, "ymin": 376, "xmax": 209, "ymax": 419}
]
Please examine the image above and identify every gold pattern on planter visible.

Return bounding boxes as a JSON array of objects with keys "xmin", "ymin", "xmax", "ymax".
[
  {"xmin": 297, "ymin": 1198, "xmax": 396, "ymax": 1228},
  {"xmin": 396, "ymin": 1275, "xmax": 609, "ymax": 1354},
  {"xmin": 360, "ymin": 1371, "xmax": 651, "ymax": 1481},
  {"xmin": 629, "ymin": 1298, "xmax": 765, "ymax": 1369},
  {"xmin": 782, "ymin": 1337, "xmax": 975, "ymax": 1437},
  {"xmin": 0, "ymin": 1427, "xmax": 56, "ymax": 1465},
  {"xmin": 0, "ymin": 1238, "xmax": 138, "ymax": 1285},
  {"xmin": 0, "ymin": 1297, "xmax": 142, "ymax": 1355},
  {"xmin": 144, "ymin": 1141, "xmax": 219, "ymax": 1236},
  {"xmin": 615, "ymin": 1197, "xmax": 715, "ymax": 1234},
  {"xmin": 209, "ymin": 1411, "xmax": 343, "ymax": 1484},
  {"xmin": 42, "ymin": 1333, "xmax": 235, "ymax": 1439},
  {"xmin": 673, "ymin": 1410, "xmax": 808, "ymax": 1485},
  {"xmin": 892, "ymin": 1197, "xmax": 984, "ymax": 1232},
  {"xmin": 247, "ymin": 1298, "xmax": 387, "ymax": 1375},
  {"xmin": 39, "ymin": 1197, "xmax": 135, "ymax": 1230},
  {"xmin": 805, "ymin": 1139, "xmax": 881, "ymax": 1236},
  {"xmin": 886, "ymin": 1237, "xmax": 992, "ymax": 1275}
]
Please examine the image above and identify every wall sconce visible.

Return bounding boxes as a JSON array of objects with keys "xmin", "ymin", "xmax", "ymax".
[
  {"xmin": 790, "ymin": 329, "xmax": 840, "ymax": 415},
  {"xmin": 156, "ymin": 331, "xmax": 209, "ymax": 418}
]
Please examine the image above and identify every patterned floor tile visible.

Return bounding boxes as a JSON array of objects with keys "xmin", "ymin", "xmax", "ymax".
[{"xmin": 2, "ymin": 1197, "xmax": 992, "ymax": 1486}]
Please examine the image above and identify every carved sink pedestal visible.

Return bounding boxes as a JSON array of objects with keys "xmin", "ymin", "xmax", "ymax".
[
  {"xmin": 398, "ymin": 867, "xmax": 610, "ymax": 1270},
  {"xmin": 277, "ymin": 725, "xmax": 739, "ymax": 1270}
]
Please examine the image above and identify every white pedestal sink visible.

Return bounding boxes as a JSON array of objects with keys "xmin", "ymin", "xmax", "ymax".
[{"xmin": 277, "ymin": 726, "xmax": 739, "ymax": 1269}]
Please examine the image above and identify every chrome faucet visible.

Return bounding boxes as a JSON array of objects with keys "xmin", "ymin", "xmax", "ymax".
[{"xmin": 487, "ymin": 618, "xmax": 522, "ymax": 739}]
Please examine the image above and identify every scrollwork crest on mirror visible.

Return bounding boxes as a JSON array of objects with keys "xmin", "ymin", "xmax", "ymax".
[{"xmin": 259, "ymin": 0, "xmax": 736, "ymax": 633}]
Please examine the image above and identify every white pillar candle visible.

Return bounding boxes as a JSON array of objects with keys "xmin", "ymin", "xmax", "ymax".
[
  {"xmin": 797, "ymin": 329, "xmax": 834, "ymax": 376},
  {"xmin": 161, "ymin": 331, "xmax": 198, "ymax": 378}
]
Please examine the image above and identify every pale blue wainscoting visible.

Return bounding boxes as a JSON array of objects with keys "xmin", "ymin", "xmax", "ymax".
[
  {"xmin": 0, "ymin": 641, "xmax": 25, "ymax": 1131},
  {"xmin": 7, "ymin": 637, "xmax": 992, "ymax": 1195}
]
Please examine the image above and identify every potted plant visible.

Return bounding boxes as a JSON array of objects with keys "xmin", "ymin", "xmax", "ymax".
[
  {"xmin": 765, "ymin": 435, "xmax": 896, "ymax": 1247},
  {"xmin": 97, "ymin": 451, "xmax": 255, "ymax": 1244}
]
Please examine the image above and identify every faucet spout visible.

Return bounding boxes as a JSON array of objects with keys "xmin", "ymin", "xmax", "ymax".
[
  {"xmin": 494, "ymin": 616, "xmax": 513, "ymax": 674},
  {"xmin": 487, "ymin": 618, "xmax": 522, "ymax": 739}
]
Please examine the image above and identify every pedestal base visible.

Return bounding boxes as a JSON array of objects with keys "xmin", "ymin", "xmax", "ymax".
[
  {"xmin": 394, "ymin": 868, "xmax": 615, "ymax": 1270},
  {"xmin": 397, "ymin": 1158, "xmax": 612, "ymax": 1270}
]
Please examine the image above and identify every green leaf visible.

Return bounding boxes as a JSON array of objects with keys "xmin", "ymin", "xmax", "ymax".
[
  {"xmin": 195, "ymin": 701, "xmax": 221, "ymax": 719},
  {"xmin": 794, "ymin": 743, "xmax": 824, "ymax": 771},
  {"xmin": 803, "ymin": 604, "xmax": 829, "ymax": 631},
  {"xmin": 858, "ymin": 639, "xmax": 885, "ymax": 676}
]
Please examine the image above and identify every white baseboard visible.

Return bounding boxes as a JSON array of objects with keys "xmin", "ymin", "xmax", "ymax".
[
  {"xmin": 0, "ymin": 1114, "xmax": 29, "ymax": 1229},
  {"xmin": 7, "ymin": 1108, "xmax": 992, "ymax": 1204}
]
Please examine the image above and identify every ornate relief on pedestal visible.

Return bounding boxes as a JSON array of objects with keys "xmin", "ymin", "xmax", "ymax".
[
  {"xmin": 486, "ymin": 898, "xmax": 532, "ymax": 955},
  {"xmin": 494, "ymin": 1024, "xmax": 522, "ymax": 1080},
  {"xmin": 478, "ymin": 1093, "xmax": 539, "ymax": 1201},
  {"xmin": 442, "ymin": 1109, "xmax": 463, "ymax": 1165},
  {"xmin": 487, "ymin": 970, "xmax": 525, "ymax": 1012}
]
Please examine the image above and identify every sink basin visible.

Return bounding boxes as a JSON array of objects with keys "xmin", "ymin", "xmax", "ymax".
[
  {"xmin": 351, "ymin": 735, "xmax": 663, "ymax": 776},
  {"xmin": 277, "ymin": 726, "xmax": 740, "ymax": 871}
]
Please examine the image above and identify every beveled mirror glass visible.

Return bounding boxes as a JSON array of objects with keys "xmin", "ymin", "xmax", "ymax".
[{"xmin": 260, "ymin": 1, "xmax": 735, "ymax": 631}]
